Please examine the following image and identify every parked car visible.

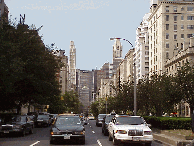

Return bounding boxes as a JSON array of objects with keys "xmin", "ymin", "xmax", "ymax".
[
  {"xmin": 0, "ymin": 115, "xmax": 34, "ymax": 137},
  {"xmin": 88, "ymin": 114, "xmax": 95, "ymax": 120},
  {"xmin": 35, "ymin": 114, "xmax": 52, "ymax": 127},
  {"xmin": 102, "ymin": 114, "xmax": 116, "ymax": 135},
  {"xmin": 50, "ymin": 115, "xmax": 86, "ymax": 144},
  {"xmin": 96, "ymin": 114, "xmax": 107, "ymax": 127},
  {"xmin": 107, "ymin": 115, "xmax": 153, "ymax": 145}
]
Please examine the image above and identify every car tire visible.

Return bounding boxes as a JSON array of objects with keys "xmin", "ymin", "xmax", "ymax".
[
  {"xmin": 108, "ymin": 133, "xmax": 112, "ymax": 141},
  {"xmin": 145, "ymin": 142, "xmax": 152, "ymax": 146},
  {"xmin": 113, "ymin": 134, "xmax": 119, "ymax": 145},
  {"xmin": 50, "ymin": 140, "xmax": 54, "ymax": 144},
  {"xmin": 21, "ymin": 129, "xmax": 26, "ymax": 137},
  {"xmin": 29, "ymin": 126, "xmax": 33, "ymax": 134}
]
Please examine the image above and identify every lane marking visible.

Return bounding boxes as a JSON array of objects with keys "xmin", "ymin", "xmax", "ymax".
[
  {"xmin": 97, "ymin": 140, "xmax": 102, "ymax": 146},
  {"xmin": 29, "ymin": 141, "xmax": 40, "ymax": 146},
  {"xmin": 92, "ymin": 131, "xmax": 95, "ymax": 133}
]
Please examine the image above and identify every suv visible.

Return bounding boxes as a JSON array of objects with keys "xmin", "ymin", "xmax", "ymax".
[
  {"xmin": 107, "ymin": 115, "xmax": 153, "ymax": 145},
  {"xmin": 96, "ymin": 114, "xmax": 107, "ymax": 127}
]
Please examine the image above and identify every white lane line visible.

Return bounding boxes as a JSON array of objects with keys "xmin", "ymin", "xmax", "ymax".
[
  {"xmin": 92, "ymin": 131, "xmax": 95, "ymax": 133},
  {"xmin": 97, "ymin": 140, "xmax": 102, "ymax": 146},
  {"xmin": 29, "ymin": 141, "xmax": 40, "ymax": 146}
]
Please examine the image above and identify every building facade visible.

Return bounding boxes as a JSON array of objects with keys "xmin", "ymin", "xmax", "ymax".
[
  {"xmin": 69, "ymin": 41, "xmax": 76, "ymax": 91},
  {"xmin": 148, "ymin": 0, "xmax": 194, "ymax": 76},
  {"xmin": 0, "ymin": 0, "xmax": 8, "ymax": 22}
]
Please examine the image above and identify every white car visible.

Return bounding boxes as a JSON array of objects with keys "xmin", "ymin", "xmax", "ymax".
[{"xmin": 107, "ymin": 115, "xmax": 153, "ymax": 145}]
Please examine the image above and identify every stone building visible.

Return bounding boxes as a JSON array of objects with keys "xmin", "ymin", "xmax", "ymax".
[
  {"xmin": 148, "ymin": 0, "xmax": 194, "ymax": 76},
  {"xmin": 69, "ymin": 41, "xmax": 76, "ymax": 91},
  {"xmin": 0, "ymin": 0, "xmax": 8, "ymax": 22}
]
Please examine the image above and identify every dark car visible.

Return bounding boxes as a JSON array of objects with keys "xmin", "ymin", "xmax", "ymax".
[
  {"xmin": 0, "ymin": 115, "xmax": 34, "ymax": 136},
  {"xmin": 35, "ymin": 114, "xmax": 51, "ymax": 127},
  {"xmin": 102, "ymin": 114, "xmax": 116, "ymax": 135},
  {"xmin": 96, "ymin": 114, "xmax": 107, "ymax": 127},
  {"xmin": 50, "ymin": 115, "xmax": 86, "ymax": 145}
]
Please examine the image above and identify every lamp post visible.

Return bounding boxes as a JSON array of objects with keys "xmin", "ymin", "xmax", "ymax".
[{"xmin": 110, "ymin": 37, "xmax": 136, "ymax": 115}]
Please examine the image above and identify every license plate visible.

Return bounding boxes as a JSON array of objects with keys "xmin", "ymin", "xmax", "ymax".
[
  {"xmin": 64, "ymin": 135, "xmax": 70, "ymax": 139},
  {"xmin": 133, "ymin": 137, "xmax": 140, "ymax": 141},
  {"xmin": 4, "ymin": 131, "xmax": 9, "ymax": 133}
]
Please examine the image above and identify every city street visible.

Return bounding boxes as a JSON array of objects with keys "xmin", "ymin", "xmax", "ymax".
[{"xmin": 0, "ymin": 120, "xmax": 163, "ymax": 146}]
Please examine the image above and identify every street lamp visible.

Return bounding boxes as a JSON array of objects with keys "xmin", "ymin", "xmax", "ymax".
[{"xmin": 110, "ymin": 37, "xmax": 136, "ymax": 115}]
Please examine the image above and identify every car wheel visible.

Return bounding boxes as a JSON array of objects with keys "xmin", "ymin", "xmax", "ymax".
[
  {"xmin": 29, "ymin": 126, "xmax": 33, "ymax": 134},
  {"xmin": 21, "ymin": 129, "xmax": 26, "ymax": 137},
  {"xmin": 113, "ymin": 134, "xmax": 119, "ymax": 145},
  {"xmin": 50, "ymin": 140, "xmax": 54, "ymax": 144},
  {"xmin": 145, "ymin": 142, "xmax": 152, "ymax": 146},
  {"xmin": 108, "ymin": 133, "xmax": 112, "ymax": 141}
]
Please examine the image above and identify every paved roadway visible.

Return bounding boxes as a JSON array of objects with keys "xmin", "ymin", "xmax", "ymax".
[{"xmin": 0, "ymin": 120, "xmax": 163, "ymax": 146}]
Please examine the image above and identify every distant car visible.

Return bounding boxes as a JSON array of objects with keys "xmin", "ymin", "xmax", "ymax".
[
  {"xmin": 35, "ymin": 114, "xmax": 52, "ymax": 127},
  {"xmin": 88, "ymin": 115, "xmax": 95, "ymax": 120},
  {"xmin": 102, "ymin": 114, "xmax": 116, "ymax": 135},
  {"xmin": 108, "ymin": 115, "xmax": 153, "ymax": 145},
  {"xmin": 50, "ymin": 115, "xmax": 86, "ymax": 144},
  {"xmin": 96, "ymin": 114, "xmax": 107, "ymax": 127},
  {"xmin": 0, "ymin": 115, "xmax": 34, "ymax": 136}
]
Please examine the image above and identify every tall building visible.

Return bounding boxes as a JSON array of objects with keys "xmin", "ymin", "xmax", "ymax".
[
  {"xmin": 111, "ymin": 39, "xmax": 123, "ymax": 77},
  {"xmin": 0, "ymin": 0, "xmax": 8, "ymax": 22},
  {"xmin": 52, "ymin": 50, "xmax": 69, "ymax": 94},
  {"xmin": 148, "ymin": 0, "xmax": 194, "ymax": 76},
  {"xmin": 77, "ymin": 70, "xmax": 94, "ymax": 114},
  {"xmin": 69, "ymin": 41, "xmax": 76, "ymax": 90},
  {"xmin": 134, "ymin": 13, "xmax": 150, "ymax": 82}
]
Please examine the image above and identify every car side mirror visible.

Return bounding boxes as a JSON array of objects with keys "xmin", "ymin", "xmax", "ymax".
[{"xmin": 147, "ymin": 124, "xmax": 151, "ymax": 127}]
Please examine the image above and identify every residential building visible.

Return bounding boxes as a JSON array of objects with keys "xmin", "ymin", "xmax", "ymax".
[
  {"xmin": 148, "ymin": 0, "xmax": 194, "ymax": 76},
  {"xmin": 135, "ymin": 13, "xmax": 150, "ymax": 82}
]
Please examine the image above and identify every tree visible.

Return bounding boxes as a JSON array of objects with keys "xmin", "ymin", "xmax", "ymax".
[{"xmin": 0, "ymin": 20, "xmax": 62, "ymax": 113}]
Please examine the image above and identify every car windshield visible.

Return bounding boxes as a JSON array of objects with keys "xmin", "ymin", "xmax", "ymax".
[
  {"xmin": 116, "ymin": 117, "xmax": 144, "ymax": 125},
  {"xmin": 0, "ymin": 116, "xmax": 24, "ymax": 124},
  {"xmin": 98, "ymin": 115, "xmax": 106, "ymax": 119},
  {"xmin": 38, "ymin": 115, "xmax": 49, "ymax": 119},
  {"xmin": 105, "ymin": 116, "xmax": 114, "ymax": 123},
  {"xmin": 56, "ymin": 117, "xmax": 81, "ymax": 125}
]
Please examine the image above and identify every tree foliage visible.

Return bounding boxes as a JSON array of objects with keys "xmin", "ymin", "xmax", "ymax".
[{"xmin": 0, "ymin": 20, "xmax": 61, "ymax": 113}]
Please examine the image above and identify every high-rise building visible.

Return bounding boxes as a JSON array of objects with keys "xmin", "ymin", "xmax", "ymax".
[
  {"xmin": 148, "ymin": 0, "xmax": 194, "ymax": 76},
  {"xmin": 135, "ymin": 13, "xmax": 150, "ymax": 82},
  {"xmin": 77, "ymin": 70, "xmax": 94, "ymax": 114},
  {"xmin": 69, "ymin": 41, "xmax": 76, "ymax": 90}
]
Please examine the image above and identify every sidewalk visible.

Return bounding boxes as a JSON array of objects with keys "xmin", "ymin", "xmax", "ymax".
[{"xmin": 152, "ymin": 128, "xmax": 194, "ymax": 146}]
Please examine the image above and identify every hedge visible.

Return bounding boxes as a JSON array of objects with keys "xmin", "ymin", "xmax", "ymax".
[{"xmin": 143, "ymin": 116, "xmax": 192, "ymax": 130}]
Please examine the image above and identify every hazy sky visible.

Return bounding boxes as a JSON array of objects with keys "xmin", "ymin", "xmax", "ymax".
[{"xmin": 6, "ymin": 0, "xmax": 150, "ymax": 70}]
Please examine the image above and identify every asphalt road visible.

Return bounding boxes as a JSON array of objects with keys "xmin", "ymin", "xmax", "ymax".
[{"xmin": 0, "ymin": 120, "xmax": 163, "ymax": 146}]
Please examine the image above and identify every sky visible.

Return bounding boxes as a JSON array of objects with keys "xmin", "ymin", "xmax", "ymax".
[{"xmin": 6, "ymin": 0, "xmax": 151, "ymax": 70}]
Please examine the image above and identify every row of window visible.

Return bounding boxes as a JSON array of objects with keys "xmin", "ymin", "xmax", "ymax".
[
  {"xmin": 166, "ymin": 33, "xmax": 194, "ymax": 39},
  {"xmin": 166, "ymin": 24, "xmax": 194, "ymax": 30},
  {"xmin": 166, "ymin": 15, "xmax": 194, "ymax": 21},
  {"xmin": 165, "ymin": 6, "xmax": 194, "ymax": 12}
]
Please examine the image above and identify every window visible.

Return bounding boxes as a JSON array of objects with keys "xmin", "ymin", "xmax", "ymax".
[
  {"xmin": 181, "ymin": 15, "xmax": 184, "ymax": 20},
  {"xmin": 166, "ymin": 24, "xmax": 169, "ymax": 30},
  {"xmin": 145, "ymin": 67, "xmax": 149, "ymax": 71},
  {"xmin": 181, "ymin": 25, "xmax": 184, "ymax": 29},
  {"xmin": 174, "ymin": 16, "xmax": 177, "ymax": 21},
  {"xmin": 166, "ymin": 52, "xmax": 169, "ymax": 59},
  {"xmin": 181, "ymin": 7, "xmax": 184, "ymax": 11},
  {"xmin": 166, "ymin": 43, "xmax": 169, "ymax": 48},
  {"xmin": 174, "ymin": 34, "xmax": 177, "ymax": 40},
  {"xmin": 145, "ymin": 57, "xmax": 149, "ymax": 60},
  {"xmin": 187, "ymin": 34, "xmax": 193, "ymax": 38},
  {"xmin": 165, "ymin": 6, "xmax": 169, "ymax": 12},
  {"xmin": 181, "ymin": 43, "xmax": 183, "ymax": 49},
  {"xmin": 145, "ymin": 62, "xmax": 149, "ymax": 65},
  {"xmin": 187, "ymin": 6, "xmax": 194, "ymax": 11},
  {"xmin": 174, "ymin": 25, "xmax": 177, "ymax": 31},
  {"xmin": 166, "ymin": 15, "xmax": 169, "ymax": 21},
  {"xmin": 181, "ymin": 34, "xmax": 184, "ymax": 38},
  {"xmin": 166, "ymin": 33, "xmax": 169, "ymax": 39},
  {"xmin": 187, "ymin": 16, "xmax": 194, "ymax": 20},
  {"xmin": 187, "ymin": 25, "xmax": 194, "ymax": 29},
  {"xmin": 173, "ymin": 6, "xmax": 177, "ymax": 12},
  {"xmin": 145, "ymin": 51, "xmax": 149, "ymax": 55}
]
